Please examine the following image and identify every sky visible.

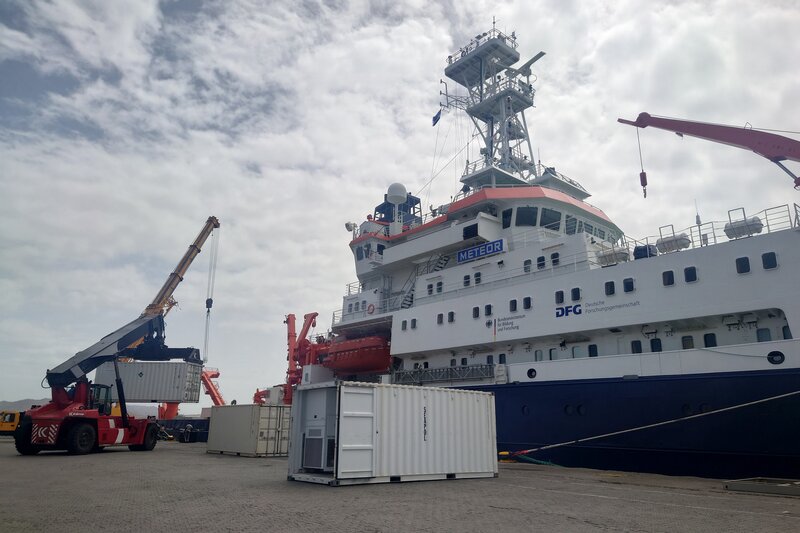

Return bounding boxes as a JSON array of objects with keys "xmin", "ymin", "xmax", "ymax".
[{"xmin": 1, "ymin": 0, "xmax": 798, "ymax": 411}]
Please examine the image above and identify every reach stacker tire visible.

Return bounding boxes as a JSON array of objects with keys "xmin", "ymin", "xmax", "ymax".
[
  {"xmin": 129, "ymin": 424, "xmax": 158, "ymax": 452},
  {"xmin": 67, "ymin": 423, "xmax": 96, "ymax": 455},
  {"xmin": 14, "ymin": 416, "xmax": 40, "ymax": 456}
]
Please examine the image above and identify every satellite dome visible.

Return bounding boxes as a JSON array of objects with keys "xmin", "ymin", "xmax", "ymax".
[{"xmin": 387, "ymin": 183, "xmax": 407, "ymax": 205}]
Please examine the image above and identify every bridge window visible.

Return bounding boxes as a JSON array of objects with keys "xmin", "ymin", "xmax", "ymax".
[
  {"xmin": 762, "ymin": 252, "xmax": 777, "ymax": 270},
  {"xmin": 572, "ymin": 346, "xmax": 583, "ymax": 358},
  {"xmin": 684, "ymin": 266, "xmax": 698, "ymax": 283},
  {"xmin": 473, "ymin": 306, "xmax": 480, "ymax": 319},
  {"xmin": 534, "ymin": 349, "xmax": 543, "ymax": 361},
  {"xmin": 565, "ymin": 215, "xmax": 577, "ymax": 235},
  {"xmin": 410, "ymin": 318, "xmax": 417, "ymax": 329},
  {"xmin": 537, "ymin": 256, "xmax": 546, "ymax": 269},
  {"xmin": 757, "ymin": 328, "xmax": 771, "ymax": 342},
  {"xmin": 516, "ymin": 206, "xmax": 538, "ymax": 226},
  {"xmin": 631, "ymin": 340, "xmax": 642, "ymax": 353},
  {"xmin": 523, "ymin": 259, "xmax": 532, "ymax": 273},
  {"xmin": 463, "ymin": 275, "xmax": 470, "ymax": 287},
  {"xmin": 588, "ymin": 344, "xmax": 598, "ymax": 357},
  {"xmin": 448, "ymin": 311, "xmax": 455, "ymax": 323},
  {"xmin": 427, "ymin": 283, "xmax": 433, "ymax": 296},
  {"xmin": 401, "ymin": 320, "xmax": 407, "ymax": 331},
  {"xmin": 502, "ymin": 208, "xmax": 513, "ymax": 229},
  {"xmin": 650, "ymin": 338, "xmax": 663, "ymax": 352},
  {"xmin": 487, "ymin": 355, "xmax": 494, "ymax": 365},
  {"xmin": 436, "ymin": 281, "xmax": 443, "ymax": 293},
  {"xmin": 450, "ymin": 358, "xmax": 456, "ymax": 367},
  {"xmin": 354, "ymin": 301, "xmax": 360, "ymax": 312},
  {"xmin": 549, "ymin": 348, "xmax": 558, "ymax": 360},
  {"xmin": 596, "ymin": 228, "xmax": 606, "ymax": 239},
  {"xmin": 509, "ymin": 299, "xmax": 517, "ymax": 312},
  {"xmin": 682, "ymin": 335, "xmax": 694, "ymax": 349},
  {"xmin": 485, "ymin": 304, "xmax": 493, "ymax": 316},
  {"xmin": 551, "ymin": 252, "xmax": 560, "ymax": 266},
  {"xmin": 555, "ymin": 291, "xmax": 564, "ymax": 304},
  {"xmin": 437, "ymin": 313, "xmax": 444, "ymax": 325},
  {"xmin": 583, "ymin": 222, "xmax": 594, "ymax": 235},
  {"xmin": 784, "ymin": 326, "xmax": 793, "ymax": 339},
  {"xmin": 499, "ymin": 353, "xmax": 506, "ymax": 364},
  {"xmin": 377, "ymin": 244, "xmax": 385, "ymax": 255},
  {"xmin": 605, "ymin": 281, "xmax": 615, "ymax": 296},
  {"xmin": 623, "ymin": 278, "xmax": 635, "ymax": 293},
  {"xmin": 540, "ymin": 208, "xmax": 561, "ymax": 231},
  {"xmin": 461, "ymin": 357, "xmax": 468, "ymax": 366},
  {"xmin": 462, "ymin": 224, "xmax": 478, "ymax": 240},
  {"xmin": 571, "ymin": 288, "xmax": 581, "ymax": 301},
  {"xmin": 523, "ymin": 296, "xmax": 532, "ymax": 310},
  {"xmin": 348, "ymin": 303, "xmax": 353, "ymax": 313},
  {"xmin": 474, "ymin": 272, "xmax": 482, "ymax": 285},
  {"xmin": 703, "ymin": 333, "xmax": 717, "ymax": 347},
  {"xmin": 662, "ymin": 270, "xmax": 674, "ymax": 286},
  {"xmin": 356, "ymin": 247, "xmax": 364, "ymax": 260}
]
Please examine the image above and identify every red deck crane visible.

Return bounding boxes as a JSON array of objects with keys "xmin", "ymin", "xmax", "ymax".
[{"xmin": 618, "ymin": 112, "xmax": 800, "ymax": 193}]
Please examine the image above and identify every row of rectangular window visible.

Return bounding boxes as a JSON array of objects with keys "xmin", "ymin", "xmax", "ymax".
[
  {"xmin": 523, "ymin": 253, "xmax": 560, "ymax": 273},
  {"xmin": 534, "ymin": 345, "xmax": 599, "ymax": 360},
  {"xmin": 501, "ymin": 207, "xmax": 609, "ymax": 240},
  {"xmin": 347, "ymin": 300, "xmax": 368, "ymax": 313},
  {"xmin": 737, "ymin": 252, "xmax": 778, "ymax": 273},
  {"xmin": 450, "ymin": 353, "xmax": 507, "ymax": 366}
]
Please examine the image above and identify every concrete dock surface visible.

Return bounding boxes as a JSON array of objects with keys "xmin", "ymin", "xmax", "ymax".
[{"xmin": 2, "ymin": 438, "xmax": 797, "ymax": 532}]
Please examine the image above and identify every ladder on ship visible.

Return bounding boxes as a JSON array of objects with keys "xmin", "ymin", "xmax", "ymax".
[{"xmin": 400, "ymin": 254, "xmax": 450, "ymax": 309}]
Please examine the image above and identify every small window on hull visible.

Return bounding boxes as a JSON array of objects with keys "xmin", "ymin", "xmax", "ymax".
[
  {"xmin": 704, "ymin": 333, "xmax": 717, "ymax": 347},
  {"xmin": 631, "ymin": 340, "xmax": 642, "ymax": 353},
  {"xmin": 605, "ymin": 281, "xmax": 615, "ymax": 296}
]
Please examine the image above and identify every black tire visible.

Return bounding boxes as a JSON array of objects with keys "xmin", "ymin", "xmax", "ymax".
[
  {"xmin": 67, "ymin": 423, "xmax": 96, "ymax": 455},
  {"xmin": 129, "ymin": 424, "xmax": 158, "ymax": 452},
  {"xmin": 14, "ymin": 416, "xmax": 40, "ymax": 456}
]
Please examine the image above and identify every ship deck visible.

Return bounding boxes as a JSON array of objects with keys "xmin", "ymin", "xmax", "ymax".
[{"xmin": 2, "ymin": 437, "xmax": 797, "ymax": 532}]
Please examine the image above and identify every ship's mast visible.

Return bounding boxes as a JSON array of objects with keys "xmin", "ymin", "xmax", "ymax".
[
  {"xmin": 441, "ymin": 20, "xmax": 539, "ymax": 188},
  {"xmin": 441, "ymin": 21, "xmax": 590, "ymax": 200}
]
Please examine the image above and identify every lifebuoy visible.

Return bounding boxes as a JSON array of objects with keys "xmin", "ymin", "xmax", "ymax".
[{"xmin": 367, "ymin": 304, "xmax": 375, "ymax": 314}]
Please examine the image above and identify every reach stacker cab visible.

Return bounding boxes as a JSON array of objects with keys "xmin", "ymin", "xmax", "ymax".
[{"xmin": 15, "ymin": 314, "xmax": 200, "ymax": 455}]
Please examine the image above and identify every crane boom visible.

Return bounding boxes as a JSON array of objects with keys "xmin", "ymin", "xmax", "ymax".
[
  {"xmin": 618, "ymin": 113, "xmax": 800, "ymax": 188},
  {"xmin": 142, "ymin": 216, "xmax": 221, "ymax": 317}
]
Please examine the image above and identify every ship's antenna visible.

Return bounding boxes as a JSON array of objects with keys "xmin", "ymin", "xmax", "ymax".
[{"xmin": 694, "ymin": 199, "xmax": 701, "ymax": 225}]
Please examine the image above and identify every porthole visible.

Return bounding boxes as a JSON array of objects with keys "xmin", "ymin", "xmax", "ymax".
[
  {"xmin": 767, "ymin": 351, "xmax": 785, "ymax": 365},
  {"xmin": 521, "ymin": 405, "xmax": 531, "ymax": 416},
  {"xmin": 577, "ymin": 404, "xmax": 586, "ymax": 416},
  {"xmin": 526, "ymin": 368, "xmax": 537, "ymax": 379}
]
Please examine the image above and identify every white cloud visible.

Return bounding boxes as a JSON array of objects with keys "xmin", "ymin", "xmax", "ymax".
[{"xmin": 1, "ymin": 0, "xmax": 798, "ymax": 408}]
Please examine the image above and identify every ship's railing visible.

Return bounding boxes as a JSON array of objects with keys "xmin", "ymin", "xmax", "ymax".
[
  {"xmin": 483, "ymin": 76, "xmax": 534, "ymax": 100},
  {"xmin": 622, "ymin": 203, "xmax": 798, "ymax": 254},
  {"xmin": 393, "ymin": 364, "xmax": 495, "ymax": 385},
  {"xmin": 446, "ymin": 27, "xmax": 518, "ymax": 65}
]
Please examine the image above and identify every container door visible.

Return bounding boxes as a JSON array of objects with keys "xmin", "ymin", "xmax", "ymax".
[{"xmin": 336, "ymin": 385, "xmax": 375, "ymax": 479}]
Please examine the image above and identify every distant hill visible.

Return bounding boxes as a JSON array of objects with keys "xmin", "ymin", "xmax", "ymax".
[{"xmin": 0, "ymin": 399, "xmax": 49, "ymax": 412}]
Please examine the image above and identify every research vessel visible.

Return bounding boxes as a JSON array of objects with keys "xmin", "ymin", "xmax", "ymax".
[{"xmin": 314, "ymin": 25, "xmax": 799, "ymax": 478}]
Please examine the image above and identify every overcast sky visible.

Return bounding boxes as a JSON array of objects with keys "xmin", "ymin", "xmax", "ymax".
[{"xmin": 1, "ymin": 0, "xmax": 798, "ymax": 411}]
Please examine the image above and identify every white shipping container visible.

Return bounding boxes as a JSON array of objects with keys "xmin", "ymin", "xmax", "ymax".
[
  {"xmin": 288, "ymin": 381, "xmax": 497, "ymax": 486},
  {"xmin": 207, "ymin": 404, "xmax": 290, "ymax": 457},
  {"xmin": 94, "ymin": 361, "xmax": 202, "ymax": 403}
]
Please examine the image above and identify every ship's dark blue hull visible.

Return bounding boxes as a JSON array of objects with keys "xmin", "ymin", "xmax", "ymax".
[{"xmin": 472, "ymin": 368, "xmax": 800, "ymax": 479}]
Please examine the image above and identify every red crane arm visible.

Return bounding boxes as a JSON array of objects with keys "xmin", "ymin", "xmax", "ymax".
[
  {"xmin": 201, "ymin": 369, "xmax": 225, "ymax": 406},
  {"xmin": 618, "ymin": 113, "xmax": 800, "ymax": 163}
]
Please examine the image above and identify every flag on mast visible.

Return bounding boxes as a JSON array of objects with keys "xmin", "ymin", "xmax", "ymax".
[{"xmin": 432, "ymin": 108, "xmax": 442, "ymax": 126}]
